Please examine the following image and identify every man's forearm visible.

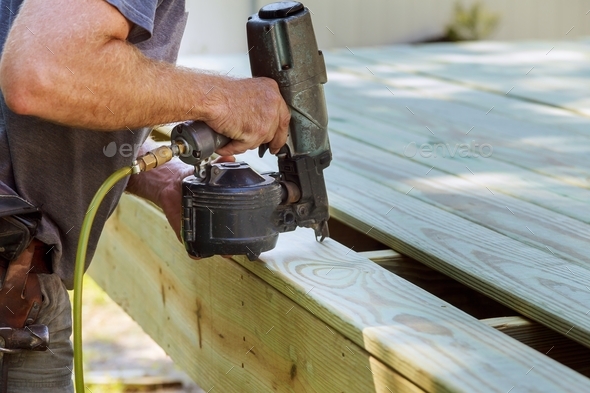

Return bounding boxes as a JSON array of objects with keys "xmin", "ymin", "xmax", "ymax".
[
  {"xmin": 0, "ymin": 0, "xmax": 224, "ymax": 130},
  {"xmin": 0, "ymin": 0, "xmax": 289, "ymax": 155}
]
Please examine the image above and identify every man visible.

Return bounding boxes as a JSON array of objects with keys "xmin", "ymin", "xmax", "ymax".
[{"xmin": 0, "ymin": 0, "xmax": 290, "ymax": 391}]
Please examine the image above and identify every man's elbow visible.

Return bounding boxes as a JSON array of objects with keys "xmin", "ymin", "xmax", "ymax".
[
  {"xmin": 0, "ymin": 57, "xmax": 50, "ymax": 116},
  {"xmin": 1, "ymin": 81, "xmax": 32, "ymax": 116}
]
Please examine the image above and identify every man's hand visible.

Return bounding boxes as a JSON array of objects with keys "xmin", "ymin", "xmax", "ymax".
[{"xmin": 205, "ymin": 77, "xmax": 290, "ymax": 156}]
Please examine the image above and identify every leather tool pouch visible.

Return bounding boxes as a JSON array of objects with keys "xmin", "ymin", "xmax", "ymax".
[{"xmin": 0, "ymin": 182, "xmax": 43, "ymax": 328}]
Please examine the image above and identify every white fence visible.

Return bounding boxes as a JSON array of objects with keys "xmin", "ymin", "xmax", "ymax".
[{"xmin": 179, "ymin": 0, "xmax": 590, "ymax": 56}]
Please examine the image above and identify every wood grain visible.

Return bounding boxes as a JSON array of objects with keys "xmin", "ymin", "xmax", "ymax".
[
  {"xmin": 326, "ymin": 131, "xmax": 590, "ymax": 268},
  {"xmin": 360, "ymin": 250, "xmax": 515, "ymax": 320},
  {"xmin": 326, "ymin": 100, "xmax": 590, "ymax": 223},
  {"xmin": 322, "ymin": 164, "xmax": 590, "ymax": 349},
  {"xmin": 90, "ymin": 196, "xmax": 423, "ymax": 393},
  {"xmin": 349, "ymin": 42, "xmax": 590, "ymax": 117},
  {"xmin": 91, "ymin": 196, "xmax": 590, "ymax": 392},
  {"xmin": 323, "ymin": 62, "xmax": 590, "ymax": 190},
  {"xmin": 234, "ymin": 226, "xmax": 590, "ymax": 392}
]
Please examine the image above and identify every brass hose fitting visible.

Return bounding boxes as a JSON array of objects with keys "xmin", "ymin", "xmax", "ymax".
[{"xmin": 131, "ymin": 141, "xmax": 187, "ymax": 174}]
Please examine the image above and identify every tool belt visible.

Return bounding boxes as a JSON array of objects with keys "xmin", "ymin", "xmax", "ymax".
[
  {"xmin": 0, "ymin": 182, "xmax": 49, "ymax": 357},
  {"xmin": 0, "ymin": 182, "xmax": 51, "ymax": 393}
]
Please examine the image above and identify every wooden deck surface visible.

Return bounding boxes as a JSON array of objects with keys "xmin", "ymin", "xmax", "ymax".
[{"xmin": 92, "ymin": 40, "xmax": 590, "ymax": 392}]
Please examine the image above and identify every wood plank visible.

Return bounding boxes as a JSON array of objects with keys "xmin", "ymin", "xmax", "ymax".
[
  {"xmin": 359, "ymin": 250, "xmax": 515, "ymax": 320},
  {"xmin": 326, "ymin": 44, "xmax": 590, "ymax": 151},
  {"xmin": 233, "ymin": 228, "xmax": 590, "ymax": 392},
  {"xmin": 482, "ymin": 316, "xmax": 590, "ymax": 377},
  {"xmin": 321, "ymin": 163, "xmax": 590, "ymax": 349},
  {"xmin": 406, "ymin": 41, "xmax": 590, "ymax": 114},
  {"xmin": 91, "ymin": 195, "xmax": 590, "ymax": 392},
  {"xmin": 323, "ymin": 63, "xmax": 590, "ymax": 190},
  {"xmin": 326, "ymin": 131, "xmax": 590, "ymax": 268},
  {"xmin": 339, "ymin": 42, "xmax": 590, "ymax": 117},
  {"xmin": 324, "ymin": 46, "xmax": 590, "ymax": 141},
  {"xmin": 90, "ymin": 196, "xmax": 423, "ymax": 393},
  {"xmin": 324, "ymin": 86, "xmax": 590, "ymax": 222}
]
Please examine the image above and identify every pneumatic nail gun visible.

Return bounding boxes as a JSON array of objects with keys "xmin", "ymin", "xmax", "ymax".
[{"xmin": 170, "ymin": 1, "xmax": 332, "ymax": 260}]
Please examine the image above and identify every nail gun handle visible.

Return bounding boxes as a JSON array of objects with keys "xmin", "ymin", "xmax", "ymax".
[{"xmin": 171, "ymin": 121, "xmax": 230, "ymax": 167}]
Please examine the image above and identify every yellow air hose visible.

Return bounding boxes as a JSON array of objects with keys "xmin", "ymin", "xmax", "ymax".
[
  {"xmin": 72, "ymin": 166, "xmax": 131, "ymax": 392},
  {"xmin": 72, "ymin": 142, "xmax": 184, "ymax": 392}
]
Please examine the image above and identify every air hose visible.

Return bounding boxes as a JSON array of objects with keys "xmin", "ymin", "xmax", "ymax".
[{"xmin": 72, "ymin": 142, "xmax": 185, "ymax": 392}]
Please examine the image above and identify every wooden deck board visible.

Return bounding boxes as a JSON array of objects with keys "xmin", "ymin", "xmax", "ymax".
[
  {"xmin": 326, "ymin": 102, "xmax": 590, "ymax": 223},
  {"xmin": 323, "ymin": 164, "xmax": 590, "ymax": 345},
  {"xmin": 91, "ymin": 196, "xmax": 425, "ymax": 393},
  {"xmin": 343, "ymin": 41, "xmax": 590, "ymax": 116},
  {"xmin": 323, "ymin": 47, "xmax": 590, "ymax": 141},
  {"xmin": 91, "ymin": 195, "xmax": 590, "ymax": 393},
  {"xmin": 322, "ymin": 64, "xmax": 590, "ymax": 190},
  {"xmin": 325, "ymin": 47, "xmax": 590, "ymax": 139},
  {"xmin": 327, "ymin": 131, "xmax": 590, "ymax": 267}
]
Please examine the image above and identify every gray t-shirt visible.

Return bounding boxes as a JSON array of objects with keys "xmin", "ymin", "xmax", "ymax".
[{"xmin": 0, "ymin": 0, "xmax": 187, "ymax": 289}]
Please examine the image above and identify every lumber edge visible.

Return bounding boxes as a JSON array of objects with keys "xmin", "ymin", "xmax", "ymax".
[{"xmin": 90, "ymin": 196, "xmax": 422, "ymax": 393}]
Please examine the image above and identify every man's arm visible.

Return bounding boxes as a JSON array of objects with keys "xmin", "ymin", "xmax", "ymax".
[{"xmin": 0, "ymin": 0, "xmax": 289, "ymax": 155}]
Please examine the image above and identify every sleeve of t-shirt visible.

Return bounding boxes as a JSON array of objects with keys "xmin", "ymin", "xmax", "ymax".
[{"xmin": 105, "ymin": 0, "xmax": 158, "ymax": 44}]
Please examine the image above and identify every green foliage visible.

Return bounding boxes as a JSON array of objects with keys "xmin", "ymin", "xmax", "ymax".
[{"xmin": 444, "ymin": 1, "xmax": 500, "ymax": 41}]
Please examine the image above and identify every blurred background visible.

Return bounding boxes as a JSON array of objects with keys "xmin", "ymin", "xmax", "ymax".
[{"xmin": 179, "ymin": 0, "xmax": 590, "ymax": 56}]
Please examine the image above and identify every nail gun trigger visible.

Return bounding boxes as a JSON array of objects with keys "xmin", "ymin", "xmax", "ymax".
[{"xmin": 258, "ymin": 143, "xmax": 269, "ymax": 158}]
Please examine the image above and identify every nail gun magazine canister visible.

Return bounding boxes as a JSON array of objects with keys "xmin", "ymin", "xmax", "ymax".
[{"xmin": 181, "ymin": 162, "xmax": 282, "ymax": 260}]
